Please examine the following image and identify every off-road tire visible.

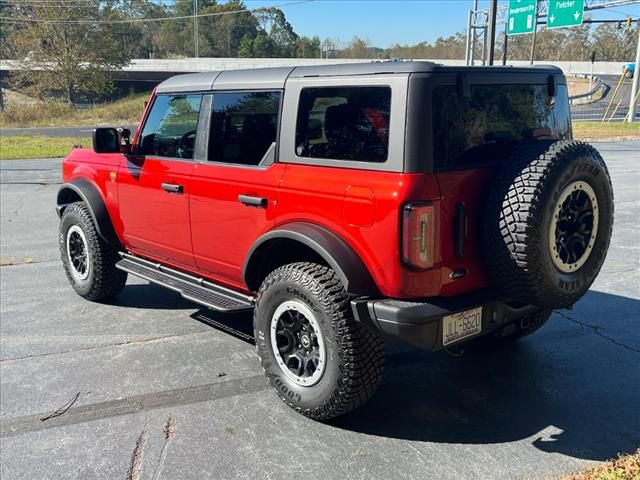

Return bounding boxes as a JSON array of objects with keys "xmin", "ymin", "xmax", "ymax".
[
  {"xmin": 254, "ymin": 262, "xmax": 384, "ymax": 421},
  {"xmin": 468, "ymin": 309, "xmax": 552, "ymax": 350},
  {"xmin": 59, "ymin": 202, "xmax": 127, "ymax": 301},
  {"xmin": 484, "ymin": 140, "xmax": 613, "ymax": 309}
]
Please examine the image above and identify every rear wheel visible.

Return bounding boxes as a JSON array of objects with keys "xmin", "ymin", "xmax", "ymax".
[
  {"xmin": 253, "ymin": 262, "xmax": 384, "ymax": 421},
  {"xmin": 59, "ymin": 202, "xmax": 127, "ymax": 301}
]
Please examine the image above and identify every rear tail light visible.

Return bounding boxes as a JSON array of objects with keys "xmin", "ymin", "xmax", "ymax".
[{"xmin": 402, "ymin": 202, "xmax": 435, "ymax": 270}]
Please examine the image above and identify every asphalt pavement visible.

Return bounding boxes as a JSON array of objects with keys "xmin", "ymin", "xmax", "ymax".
[{"xmin": 0, "ymin": 143, "xmax": 639, "ymax": 480}]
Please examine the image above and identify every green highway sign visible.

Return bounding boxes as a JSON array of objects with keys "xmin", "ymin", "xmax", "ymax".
[
  {"xmin": 507, "ymin": 0, "xmax": 538, "ymax": 36},
  {"xmin": 547, "ymin": 0, "xmax": 585, "ymax": 29}
]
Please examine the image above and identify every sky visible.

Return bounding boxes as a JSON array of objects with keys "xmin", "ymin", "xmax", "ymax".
[{"xmin": 238, "ymin": 0, "xmax": 640, "ymax": 48}]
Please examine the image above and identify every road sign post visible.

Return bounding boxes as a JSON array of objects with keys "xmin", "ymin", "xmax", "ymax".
[
  {"xmin": 507, "ymin": 0, "xmax": 537, "ymax": 36},
  {"xmin": 547, "ymin": 0, "xmax": 585, "ymax": 29}
]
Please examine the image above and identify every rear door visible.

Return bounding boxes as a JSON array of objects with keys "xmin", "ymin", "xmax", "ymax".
[
  {"xmin": 429, "ymin": 78, "xmax": 572, "ymax": 294},
  {"xmin": 117, "ymin": 93, "xmax": 202, "ymax": 268},
  {"xmin": 189, "ymin": 91, "xmax": 285, "ymax": 288}
]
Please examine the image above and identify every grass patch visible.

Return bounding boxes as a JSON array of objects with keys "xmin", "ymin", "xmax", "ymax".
[
  {"xmin": 0, "ymin": 135, "xmax": 87, "ymax": 159},
  {"xmin": 562, "ymin": 449, "xmax": 640, "ymax": 480},
  {"xmin": 0, "ymin": 92, "xmax": 147, "ymax": 128},
  {"xmin": 573, "ymin": 121, "xmax": 640, "ymax": 141}
]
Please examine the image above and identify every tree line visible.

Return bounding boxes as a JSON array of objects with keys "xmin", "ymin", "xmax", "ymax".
[{"xmin": 1, "ymin": 0, "xmax": 637, "ymax": 103}]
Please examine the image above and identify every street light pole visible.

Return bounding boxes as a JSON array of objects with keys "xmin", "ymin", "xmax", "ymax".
[
  {"xmin": 487, "ymin": 0, "xmax": 498, "ymax": 65},
  {"xmin": 627, "ymin": 21, "xmax": 640, "ymax": 122},
  {"xmin": 529, "ymin": 5, "xmax": 538, "ymax": 65}
]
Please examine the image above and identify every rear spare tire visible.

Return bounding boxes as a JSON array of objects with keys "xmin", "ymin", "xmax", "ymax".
[{"xmin": 484, "ymin": 140, "xmax": 613, "ymax": 309}]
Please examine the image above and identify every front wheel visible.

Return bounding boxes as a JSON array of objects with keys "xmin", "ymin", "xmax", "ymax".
[
  {"xmin": 59, "ymin": 202, "xmax": 127, "ymax": 301},
  {"xmin": 253, "ymin": 262, "xmax": 384, "ymax": 421}
]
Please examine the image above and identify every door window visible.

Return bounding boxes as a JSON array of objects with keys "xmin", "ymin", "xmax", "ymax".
[
  {"xmin": 295, "ymin": 86, "xmax": 391, "ymax": 162},
  {"xmin": 209, "ymin": 91, "xmax": 281, "ymax": 166},
  {"xmin": 139, "ymin": 94, "xmax": 202, "ymax": 159}
]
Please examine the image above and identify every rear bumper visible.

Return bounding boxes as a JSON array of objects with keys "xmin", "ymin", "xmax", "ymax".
[{"xmin": 351, "ymin": 290, "xmax": 540, "ymax": 351}]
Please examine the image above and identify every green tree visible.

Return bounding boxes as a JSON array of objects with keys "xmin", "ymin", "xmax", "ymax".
[
  {"xmin": 255, "ymin": 8, "xmax": 298, "ymax": 57},
  {"xmin": 8, "ymin": 0, "xmax": 130, "ymax": 103},
  {"xmin": 592, "ymin": 23, "xmax": 638, "ymax": 61},
  {"xmin": 339, "ymin": 36, "xmax": 374, "ymax": 58},
  {"xmin": 238, "ymin": 32, "xmax": 279, "ymax": 58},
  {"xmin": 296, "ymin": 35, "xmax": 321, "ymax": 58},
  {"xmin": 199, "ymin": 0, "xmax": 258, "ymax": 57}
]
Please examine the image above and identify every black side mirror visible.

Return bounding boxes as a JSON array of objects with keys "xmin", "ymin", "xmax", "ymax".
[
  {"xmin": 93, "ymin": 128, "xmax": 132, "ymax": 154},
  {"xmin": 93, "ymin": 128, "xmax": 120, "ymax": 153}
]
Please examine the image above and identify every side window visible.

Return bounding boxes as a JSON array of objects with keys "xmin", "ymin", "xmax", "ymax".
[
  {"xmin": 295, "ymin": 86, "xmax": 391, "ymax": 162},
  {"xmin": 139, "ymin": 94, "xmax": 202, "ymax": 159},
  {"xmin": 209, "ymin": 91, "xmax": 281, "ymax": 166}
]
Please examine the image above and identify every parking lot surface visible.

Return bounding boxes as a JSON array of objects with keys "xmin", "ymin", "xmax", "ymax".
[{"xmin": 1, "ymin": 142, "xmax": 639, "ymax": 480}]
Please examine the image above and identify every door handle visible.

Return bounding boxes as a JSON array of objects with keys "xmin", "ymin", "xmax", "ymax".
[
  {"xmin": 238, "ymin": 194, "xmax": 268, "ymax": 208},
  {"xmin": 161, "ymin": 183, "xmax": 184, "ymax": 194}
]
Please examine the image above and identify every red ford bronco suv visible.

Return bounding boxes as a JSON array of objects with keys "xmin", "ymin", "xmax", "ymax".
[{"xmin": 57, "ymin": 62, "xmax": 614, "ymax": 420}]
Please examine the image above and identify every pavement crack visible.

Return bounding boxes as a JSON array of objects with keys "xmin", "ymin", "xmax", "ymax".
[
  {"xmin": 0, "ymin": 331, "xmax": 206, "ymax": 363},
  {"xmin": 151, "ymin": 415, "xmax": 177, "ymax": 480},
  {"xmin": 556, "ymin": 310, "xmax": 640, "ymax": 354},
  {"xmin": 128, "ymin": 430, "xmax": 148, "ymax": 480}
]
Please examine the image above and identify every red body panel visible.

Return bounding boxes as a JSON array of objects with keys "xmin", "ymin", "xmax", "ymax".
[
  {"xmin": 62, "ymin": 89, "xmax": 495, "ymax": 300},
  {"xmin": 117, "ymin": 157, "xmax": 195, "ymax": 267},
  {"xmin": 189, "ymin": 162, "xmax": 287, "ymax": 289}
]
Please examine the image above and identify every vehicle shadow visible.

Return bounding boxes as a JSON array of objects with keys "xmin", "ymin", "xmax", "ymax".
[
  {"xmin": 110, "ymin": 283, "xmax": 639, "ymax": 462},
  {"xmin": 330, "ymin": 290, "xmax": 640, "ymax": 462},
  {"xmin": 111, "ymin": 283, "xmax": 195, "ymax": 310}
]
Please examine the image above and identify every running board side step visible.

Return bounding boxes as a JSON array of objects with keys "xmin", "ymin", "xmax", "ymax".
[{"xmin": 116, "ymin": 253, "xmax": 254, "ymax": 312}]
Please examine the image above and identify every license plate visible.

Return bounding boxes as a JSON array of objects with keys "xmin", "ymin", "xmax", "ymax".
[{"xmin": 442, "ymin": 307, "xmax": 482, "ymax": 346}]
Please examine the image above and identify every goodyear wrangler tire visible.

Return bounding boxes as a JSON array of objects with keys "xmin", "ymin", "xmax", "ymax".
[
  {"xmin": 484, "ymin": 141, "xmax": 613, "ymax": 309},
  {"xmin": 59, "ymin": 202, "xmax": 127, "ymax": 301},
  {"xmin": 253, "ymin": 262, "xmax": 384, "ymax": 421}
]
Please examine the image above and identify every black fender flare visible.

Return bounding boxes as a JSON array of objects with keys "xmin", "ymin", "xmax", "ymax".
[
  {"xmin": 243, "ymin": 222, "xmax": 379, "ymax": 296},
  {"xmin": 56, "ymin": 179, "xmax": 120, "ymax": 245}
]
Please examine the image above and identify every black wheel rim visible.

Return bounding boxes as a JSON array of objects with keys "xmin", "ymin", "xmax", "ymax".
[
  {"xmin": 270, "ymin": 300, "xmax": 326, "ymax": 386},
  {"xmin": 66, "ymin": 226, "xmax": 89, "ymax": 279},
  {"xmin": 550, "ymin": 181, "xmax": 599, "ymax": 273}
]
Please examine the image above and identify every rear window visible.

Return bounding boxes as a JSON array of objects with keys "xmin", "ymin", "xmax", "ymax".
[
  {"xmin": 433, "ymin": 84, "xmax": 570, "ymax": 169},
  {"xmin": 295, "ymin": 86, "xmax": 391, "ymax": 162}
]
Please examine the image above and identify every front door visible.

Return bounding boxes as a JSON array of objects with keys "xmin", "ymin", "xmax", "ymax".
[
  {"xmin": 190, "ymin": 91, "xmax": 284, "ymax": 288},
  {"xmin": 118, "ymin": 93, "xmax": 203, "ymax": 268}
]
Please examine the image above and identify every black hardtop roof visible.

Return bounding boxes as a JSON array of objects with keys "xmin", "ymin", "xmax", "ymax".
[{"xmin": 155, "ymin": 61, "xmax": 563, "ymax": 93}]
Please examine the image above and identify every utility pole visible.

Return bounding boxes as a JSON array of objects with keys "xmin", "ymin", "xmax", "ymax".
[
  {"xmin": 628, "ymin": 21, "xmax": 640, "ymax": 122},
  {"xmin": 529, "ymin": 14, "xmax": 538, "ymax": 64},
  {"xmin": 194, "ymin": 0, "xmax": 199, "ymax": 58},
  {"xmin": 502, "ymin": 26, "xmax": 508, "ymax": 65},
  {"xmin": 487, "ymin": 0, "xmax": 498, "ymax": 65}
]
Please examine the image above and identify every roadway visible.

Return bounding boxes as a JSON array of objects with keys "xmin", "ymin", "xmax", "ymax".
[
  {"xmin": 572, "ymin": 74, "xmax": 639, "ymax": 122},
  {"xmin": 0, "ymin": 142, "xmax": 639, "ymax": 479}
]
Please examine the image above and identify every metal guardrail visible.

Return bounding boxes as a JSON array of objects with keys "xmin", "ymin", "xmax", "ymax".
[{"xmin": 568, "ymin": 75, "xmax": 609, "ymax": 105}]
